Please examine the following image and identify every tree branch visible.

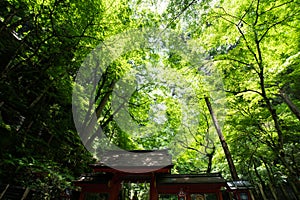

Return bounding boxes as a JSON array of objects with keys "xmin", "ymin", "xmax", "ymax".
[
  {"xmin": 165, "ymin": 0, "xmax": 198, "ymax": 29},
  {"xmin": 224, "ymin": 89, "xmax": 263, "ymax": 96},
  {"xmin": 258, "ymin": 14, "xmax": 294, "ymax": 43},
  {"xmin": 259, "ymin": 0, "xmax": 295, "ymax": 16},
  {"xmin": 253, "ymin": 0, "xmax": 260, "ymax": 26}
]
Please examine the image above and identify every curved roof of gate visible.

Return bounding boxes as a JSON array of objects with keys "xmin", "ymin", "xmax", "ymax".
[{"xmin": 90, "ymin": 149, "xmax": 172, "ymax": 168}]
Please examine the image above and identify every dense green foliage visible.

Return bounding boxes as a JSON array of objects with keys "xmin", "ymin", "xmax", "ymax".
[{"xmin": 0, "ymin": 0, "xmax": 299, "ymax": 199}]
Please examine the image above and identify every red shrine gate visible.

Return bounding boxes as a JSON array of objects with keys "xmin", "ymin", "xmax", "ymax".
[{"xmin": 74, "ymin": 150, "xmax": 253, "ymax": 200}]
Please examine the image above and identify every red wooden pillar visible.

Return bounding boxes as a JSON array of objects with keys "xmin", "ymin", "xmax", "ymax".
[
  {"xmin": 150, "ymin": 173, "xmax": 158, "ymax": 200},
  {"xmin": 217, "ymin": 191, "xmax": 223, "ymax": 200},
  {"xmin": 79, "ymin": 191, "xmax": 85, "ymax": 200},
  {"xmin": 185, "ymin": 188, "xmax": 191, "ymax": 200},
  {"xmin": 186, "ymin": 192, "xmax": 191, "ymax": 200},
  {"xmin": 109, "ymin": 175, "xmax": 122, "ymax": 200}
]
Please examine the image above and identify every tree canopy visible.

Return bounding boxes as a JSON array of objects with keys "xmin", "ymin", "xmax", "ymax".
[{"xmin": 0, "ymin": 0, "xmax": 299, "ymax": 199}]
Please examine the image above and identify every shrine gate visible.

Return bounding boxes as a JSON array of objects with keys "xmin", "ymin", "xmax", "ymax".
[{"xmin": 74, "ymin": 150, "xmax": 252, "ymax": 200}]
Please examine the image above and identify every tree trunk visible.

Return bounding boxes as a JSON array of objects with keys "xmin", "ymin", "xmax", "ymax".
[
  {"xmin": 279, "ymin": 183, "xmax": 290, "ymax": 200},
  {"xmin": 206, "ymin": 152, "xmax": 214, "ymax": 173},
  {"xmin": 258, "ymin": 183, "xmax": 268, "ymax": 200},
  {"xmin": 280, "ymin": 89, "xmax": 300, "ymax": 121},
  {"xmin": 268, "ymin": 184, "xmax": 278, "ymax": 200},
  {"xmin": 249, "ymin": 190, "xmax": 256, "ymax": 200},
  {"xmin": 204, "ymin": 96, "xmax": 239, "ymax": 180},
  {"xmin": 262, "ymin": 159, "xmax": 278, "ymax": 200},
  {"xmin": 253, "ymin": 161, "xmax": 267, "ymax": 200},
  {"xmin": 289, "ymin": 181, "xmax": 300, "ymax": 200}
]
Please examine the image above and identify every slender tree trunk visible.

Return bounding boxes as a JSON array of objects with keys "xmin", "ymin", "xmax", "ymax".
[
  {"xmin": 279, "ymin": 89, "xmax": 300, "ymax": 121},
  {"xmin": 246, "ymin": 162, "xmax": 258, "ymax": 200},
  {"xmin": 268, "ymin": 184, "xmax": 278, "ymax": 200},
  {"xmin": 289, "ymin": 181, "xmax": 300, "ymax": 200},
  {"xmin": 249, "ymin": 190, "xmax": 256, "ymax": 200},
  {"xmin": 206, "ymin": 152, "xmax": 214, "ymax": 173},
  {"xmin": 258, "ymin": 183, "xmax": 268, "ymax": 200},
  {"xmin": 262, "ymin": 159, "xmax": 278, "ymax": 200},
  {"xmin": 21, "ymin": 188, "xmax": 30, "ymax": 200},
  {"xmin": 204, "ymin": 96, "xmax": 239, "ymax": 180},
  {"xmin": 0, "ymin": 184, "xmax": 9, "ymax": 199},
  {"xmin": 253, "ymin": 161, "xmax": 267, "ymax": 200},
  {"xmin": 259, "ymin": 74, "xmax": 283, "ymax": 149},
  {"xmin": 279, "ymin": 183, "xmax": 290, "ymax": 200}
]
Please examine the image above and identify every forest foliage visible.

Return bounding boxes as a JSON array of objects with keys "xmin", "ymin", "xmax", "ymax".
[{"xmin": 0, "ymin": 0, "xmax": 299, "ymax": 198}]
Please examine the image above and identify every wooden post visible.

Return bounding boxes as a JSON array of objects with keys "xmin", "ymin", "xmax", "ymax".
[
  {"xmin": 204, "ymin": 96, "xmax": 239, "ymax": 181},
  {"xmin": 79, "ymin": 191, "xmax": 85, "ymax": 200},
  {"xmin": 186, "ymin": 192, "xmax": 191, "ymax": 200},
  {"xmin": 150, "ymin": 173, "xmax": 158, "ymax": 200},
  {"xmin": 217, "ymin": 191, "xmax": 223, "ymax": 200},
  {"xmin": 109, "ymin": 175, "xmax": 122, "ymax": 200},
  {"xmin": 109, "ymin": 183, "xmax": 122, "ymax": 200}
]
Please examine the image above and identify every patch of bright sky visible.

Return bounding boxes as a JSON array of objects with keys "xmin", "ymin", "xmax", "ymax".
[
  {"xmin": 151, "ymin": 0, "xmax": 169, "ymax": 15},
  {"xmin": 150, "ymin": 103, "xmax": 168, "ymax": 124},
  {"xmin": 131, "ymin": 0, "xmax": 169, "ymax": 15}
]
